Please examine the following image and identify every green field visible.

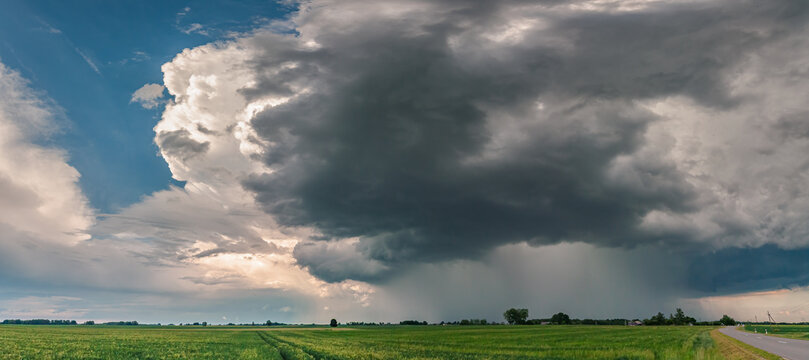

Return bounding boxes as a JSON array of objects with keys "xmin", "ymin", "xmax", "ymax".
[
  {"xmin": 743, "ymin": 324, "xmax": 809, "ymax": 340},
  {"xmin": 0, "ymin": 325, "xmax": 728, "ymax": 359}
]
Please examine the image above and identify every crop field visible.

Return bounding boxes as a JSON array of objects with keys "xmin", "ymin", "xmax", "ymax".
[
  {"xmin": 0, "ymin": 324, "xmax": 729, "ymax": 359},
  {"xmin": 0, "ymin": 325, "xmax": 280, "ymax": 359},
  {"xmin": 742, "ymin": 324, "xmax": 809, "ymax": 340}
]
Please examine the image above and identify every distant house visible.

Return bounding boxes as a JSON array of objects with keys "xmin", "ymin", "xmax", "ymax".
[
  {"xmin": 540, "ymin": 321, "xmax": 550, "ymax": 325},
  {"xmin": 628, "ymin": 320, "xmax": 643, "ymax": 326}
]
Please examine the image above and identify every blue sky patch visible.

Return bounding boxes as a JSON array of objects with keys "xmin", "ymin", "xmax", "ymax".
[{"xmin": 0, "ymin": 0, "xmax": 290, "ymax": 212}]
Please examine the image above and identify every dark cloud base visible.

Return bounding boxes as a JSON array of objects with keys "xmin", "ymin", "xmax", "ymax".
[{"xmin": 688, "ymin": 245, "xmax": 809, "ymax": 294}]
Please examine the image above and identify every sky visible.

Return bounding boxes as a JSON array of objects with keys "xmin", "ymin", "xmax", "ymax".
[{"xmin": 2, "ymin": 0, "xmax": 809, "ymax": 325}]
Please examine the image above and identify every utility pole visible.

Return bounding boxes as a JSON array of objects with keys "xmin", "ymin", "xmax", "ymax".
[{"xmin": 766, "ymin": 311, "xmax": 775, "ymax": 336}]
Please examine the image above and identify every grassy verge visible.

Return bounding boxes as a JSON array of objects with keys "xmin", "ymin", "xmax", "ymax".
[
  {"xmin": 710, "ymin": 329, "xmax": 781, "ymax": 360},
  {"xmin": 743, "ymin": 325, "xmax": 809, "ymax": 340}
]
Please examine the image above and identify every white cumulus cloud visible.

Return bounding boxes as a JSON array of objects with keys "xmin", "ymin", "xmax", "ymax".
[{"xmin": 0, "ymin": 62, "xmax": 93, "ymax": 245}]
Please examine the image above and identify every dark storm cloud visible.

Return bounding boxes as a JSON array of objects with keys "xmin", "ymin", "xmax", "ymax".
[
  {"xmin": 237, "ymin": 0, "xmax": 809, "ymax": 282},
  {"xmin": 292, "ymin": 241, "xmax": 390, "ymax": 283},
  {"xmin": 774, "ymin": 111, "xmax": 809, "ymax": 140},
  {"xmin": 687, "ymin": 245, "xmax": 809, "ymax": 294},
  {"xmin": 155, "ymin": 129, "xmax": 210, "ymax": 161}
]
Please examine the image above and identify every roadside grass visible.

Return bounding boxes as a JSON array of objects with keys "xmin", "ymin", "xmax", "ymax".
[
  {"xmin": 743, "ymin": 324, "xmax": 809, "ymax": 340},
  {"xmin": 710, "ymin": 329, "xmax": 781, "ymax": 360}
]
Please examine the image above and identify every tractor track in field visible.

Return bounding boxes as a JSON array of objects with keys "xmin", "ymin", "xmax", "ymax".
[
  {"xmin": 256, "ymin": 330, "xmax": 331, "ymax": 360},
  {"xmin": 255, "ymin": 331, "xmax": 289, "ymax": 360}
]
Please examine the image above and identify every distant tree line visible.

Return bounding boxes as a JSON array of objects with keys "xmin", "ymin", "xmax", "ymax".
[
  {"xmin": 642, "ymin": 309, "xmax": 735, "ymax": 326},
  {"xmin": 208, "ymin": 321, "xmax": 286, "ymax": 326},
  {"xmin": 0, "ymin": 309, "xmax": 741, "ymax": 328},
  {"xmin": 437, "ymin": 320, "xmax": 501, "ymax": 325},
  {"xmin": 0, "ymin": 319, "xmax": 297, "ymax": 327},
  {"xmin": 2, "ymin": 319, "xmax": 103, "ymax": 326},
  {"xmin": 499, "ymin": 308, "xmax": 737, "ymax": 326},
  {"xmin": 399, "ymin": 320, "xmax": 429, "ymax": 325},
  {"xmin": 577, "ymin": 319, "xmax": 633, "ymax": 325},
  {"xmin": 524, "ymin": 317, "xmax": 633, "ymax": 325},
  {"xmin": 505, "ymin": 309, "xmax": 576, "ymax": 325},
  {"xmin": 2, "ymin": 319, "xmax": 78, "ymax": 325},
  {"xmin": 643, "ymin": 308, "xmax": 696, "ymax": 326}
]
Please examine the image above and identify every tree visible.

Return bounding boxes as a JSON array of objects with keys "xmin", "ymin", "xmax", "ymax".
[
  {"xmin": 720, "ymin": 315, "xmax": 736, "ymax": 326},
  {"xmin": 551, "ymin": 312, "xmax": 571, "ymax": 325},
  {"xmin": 672, "ymin": 308, "xmax": 685, "ymax": 325},
  {"xmin": 504, "ymin": 308, "xmax": 529, "ymax": 325},
  {"xmin": 644, "ymin": 312, "xmax": 668, "ymax": 326},
  {"xmin": 669, "ymin": 308, "xmax": 696, "ymax": 325},
  {"xmin": 266, "ymin": 320, "xmax": 273, "ymax": 326},
  {"xmin": 671, "ymin": 308, "xmax": 693, "ymax": 325},
  {"xmin": 330, "ymin": 318, "xmax": 338, "ymax": 327}
]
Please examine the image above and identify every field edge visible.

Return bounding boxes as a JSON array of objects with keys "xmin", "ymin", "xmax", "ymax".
[{"xmin": 710, "ymin": 329, "xmax": 781, "ymax": 360}]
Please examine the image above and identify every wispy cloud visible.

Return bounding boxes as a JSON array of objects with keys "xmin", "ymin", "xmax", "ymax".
[
  {"xmin": 115, "ymin": 51, "xmax": 150, "ymax": 66},
  {"xmin": 32, "ymin": 17, "xmax": 101, "ymax": 75},
  {"xmin": 177, "ymin": 6, "xmax": 191, "ymax": 18},
  {"xmin": 132, "ymin": 51, "xmax": 149, "ymax": 61},
  {"xmin": 73, "ymin": 48, "xmax": 101, "ymax": 75},
  {"xmin": 33, "ymin": 16, "xmax": 62, "ymax": 34},
  {"xmin": 181, "ymin": 23, "xmax": 208, "ymax": 36},
  {"xmin": 175, "ymin": 6, "xmax": 208, "ymax": 36}
]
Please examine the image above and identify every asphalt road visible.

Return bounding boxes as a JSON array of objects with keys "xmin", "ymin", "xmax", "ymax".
[{"xmin": 719, "ymin": 326, "xmax": 809, "ymax": 360}]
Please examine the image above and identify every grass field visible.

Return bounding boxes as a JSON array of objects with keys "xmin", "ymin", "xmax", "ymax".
[
  {"xmin": 743, "ymin": 323, "xmax": 809, "ymax": 340},
  {"xmin": 0, "ymin": 325, "xmax": 282, "ymax": 359},
  {"xmin": 0, "ymin": 324, "xmax": 731, "ymax": 359}
]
